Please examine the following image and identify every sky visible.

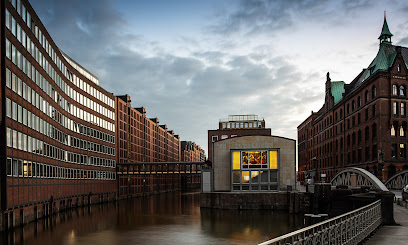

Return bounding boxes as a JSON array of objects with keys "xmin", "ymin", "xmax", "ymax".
[{"xmin": 29, "ymin": 0, "xmax": 408, "ymax": 156}]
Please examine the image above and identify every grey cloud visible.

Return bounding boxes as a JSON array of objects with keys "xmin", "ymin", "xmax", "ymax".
[{"xmin": 29, "ymin": 0, "xmax": 326, "ymax": 153}]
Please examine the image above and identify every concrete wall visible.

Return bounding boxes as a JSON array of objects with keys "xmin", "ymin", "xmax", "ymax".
[{"xmin": 213, "ymin": 135, "xmax": 296, "ymax": 191}]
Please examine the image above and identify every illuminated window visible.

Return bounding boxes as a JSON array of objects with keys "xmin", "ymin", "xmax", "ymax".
[{"xmin": 231, "ymin": 149, "xmax": 279, "ymax": 191}]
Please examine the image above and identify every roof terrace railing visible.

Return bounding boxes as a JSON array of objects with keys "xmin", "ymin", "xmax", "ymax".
[
  {"xmin": 220, "ymin": 115, "xmax": 264, "ymax": 122},
  {"xmin": 258, "ymin": 199, "xmax": 381, "ymax": 245}
]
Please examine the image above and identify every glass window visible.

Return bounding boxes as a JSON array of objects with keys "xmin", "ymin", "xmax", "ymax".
[
  {"xmin": 18, "ymin": 131, "xmax": 22, "ymax": 150},
  {"xmin": 241, "ymin": 171, "xmax": 250, "ymax": 183},
  {"xmin": 270, "ymin": 151, "xmax": 278, "ymax": 169},
  {"xmin": 232, "ymin": 151, "xmax": 240, "ymax": 170},
  {"xmin": 12, "ymin": 159, "xmax": 18, "ymax": 177},
  {"xmin": 18, "ymin": 104, "xmax": 22, "ymax": 123},
  {"xmin": 7, "ymin": 128, "xmax": 12, "ymax": 147},
  {"xmin": 251, "ymin": 171, "xmax": 259, "ymax": 183},
  {"xmin": 6, "ymin": 39, "xmax": 11, "ymax": 60},
  {"xmin": 6, "ymin": 98, "xmax": 11, "ymax": 118},
  {"xmin": 12, "ymin": 101, "xmax": 17, "ymax": 121},
  {"xmin": 18, "ymin": 159, "xmax": 23, "ymax": 176},
  {"xmin": 393, "ymin": 102, "xmax": 398, "ymax": 115},
  {"xmin": 270, "ymin": 171, "xmax": 278, "ymax": 182},
  {"xmin": 23, "ymin": 160, "xmax": 28, "ymax": 177},
  {"xmin": 393, "ymin": 85, "xmax": 398, "ymax": 95},
  {"xmin": 7, "ymin": 158, "xmax": 12, "ymax": 176}
]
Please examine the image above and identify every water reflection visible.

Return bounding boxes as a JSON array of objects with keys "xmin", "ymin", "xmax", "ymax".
[{"xmin": 1, "ymin": 192, "xmax": 304, "ymax": 245}]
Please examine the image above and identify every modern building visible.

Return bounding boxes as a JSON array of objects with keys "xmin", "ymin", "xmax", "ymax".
[
  {"xmin": 204, "ymin": 135, "xmax": 296, "ymax": 192},
  {"xmin": 1, "ymin": 0, "xmax": 117, "ymax": 227},
  {"xmin": 208, "ymin": 115, "xmax": 271, "ymax": 162},
  {"xmin": 181, "ymin": 141, "xmax": 205, "ymax": 162},
  {"xmin": 115, "ymin": 94, "xmax": 180, "ymax": 164},
  {"xmin": 298, "ymin": 16, "xmax": 408, "ymax": 183}
]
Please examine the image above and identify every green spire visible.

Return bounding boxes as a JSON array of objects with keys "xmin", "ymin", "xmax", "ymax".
[{"xmin": 378, "ymin": 12, "xmax": 393, "ymax": 43}]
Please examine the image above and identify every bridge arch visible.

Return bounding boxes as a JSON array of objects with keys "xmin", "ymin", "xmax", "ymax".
[
  {"xmin": 331, "ymin": 167, "xmax": 388, "ymax": 191},
  {"xmin": 385, "ymin": 170, "xmax": 408, "ymax": 190}
]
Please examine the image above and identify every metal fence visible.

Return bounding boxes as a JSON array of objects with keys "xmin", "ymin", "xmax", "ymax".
[{"xmin": 259, "ymin": 200, "xmax": 382, "ymax": 245}]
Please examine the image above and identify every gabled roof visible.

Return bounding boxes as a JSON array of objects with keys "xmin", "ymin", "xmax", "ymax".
[
  {"xmin": 331, "ymin": 81, "xmax": 345, "ymax": 105},
  {"xmin": 367, "ymin": 42, "xmax": 396, "ymax": 76}
]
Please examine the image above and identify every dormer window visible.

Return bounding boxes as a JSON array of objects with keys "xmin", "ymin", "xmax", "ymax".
[
  {"xmin": 400, "ymin": 86, "xmax": 405, "ymax": 97},
  {"xmin": 393, "ymin": 85, "xmax": 398, "ymax": 96}
]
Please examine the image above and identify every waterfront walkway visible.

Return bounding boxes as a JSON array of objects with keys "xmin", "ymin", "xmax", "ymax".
[{"xmin": 366, "ymin": 201, "xmax": 408, "ymax": 244}]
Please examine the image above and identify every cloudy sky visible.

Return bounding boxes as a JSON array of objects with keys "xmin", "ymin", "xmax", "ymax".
[{"xmin": 29, "ymin": 0, "xmax": 408, "ymax": 155}]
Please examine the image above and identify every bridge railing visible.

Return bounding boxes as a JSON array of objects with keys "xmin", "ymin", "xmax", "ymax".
[{"xmin": 258, "ymin": 200, "xmax": 381, "ymax": 245}]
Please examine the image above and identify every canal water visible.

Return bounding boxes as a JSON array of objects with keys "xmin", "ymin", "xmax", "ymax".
[{"xmin": 2, "ymin": 192, "xmax": 304, "ymax": 245}]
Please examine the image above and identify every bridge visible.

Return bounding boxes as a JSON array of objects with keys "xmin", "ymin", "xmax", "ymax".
[
  {"xmin": 385, "ymin": 170, "xmax": 408, "ymax": 190},
  {"xmin": 116, "ymin": 162, "xmax": 206, "ymax": 197},
  {"xmin": 259, "ymin": 167, "xmax": 395, "ymax": 245}
]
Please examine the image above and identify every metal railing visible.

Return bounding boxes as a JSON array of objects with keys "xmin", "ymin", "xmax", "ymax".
[{"xmin": 259, "ymin": 200, "xmax": 382, "ymax": 245}]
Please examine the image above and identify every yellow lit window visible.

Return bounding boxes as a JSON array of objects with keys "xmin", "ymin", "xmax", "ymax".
[
  {"xmin": 242, "ymin": 171, "xmax": 250, "ymax": 183},
  {"xmin": 232, "ymin": 151, "xmax": 241, "ymax": 169},
  {"xmin": 270, "ymin": 151, "xmax": 278, "ymax": 169}
]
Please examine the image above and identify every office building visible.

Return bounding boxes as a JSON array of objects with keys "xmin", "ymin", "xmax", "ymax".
[
  {"xmin": 208, "ymin": 115, "xmax": 271, "ymax": 162},
  {"xmin": 1, "ymin": 0, "xmax": 117, "ymax": 227}
]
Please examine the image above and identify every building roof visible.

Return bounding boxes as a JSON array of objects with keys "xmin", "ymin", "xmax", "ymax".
[
  {"xmin": 367, "ymin": 42, "xmax": 397, "ymax": 75},
  {"xmin": 331, "ymin": 81, "xmax": 345, "ymax": 105}
]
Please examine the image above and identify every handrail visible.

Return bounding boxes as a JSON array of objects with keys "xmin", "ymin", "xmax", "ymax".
[{"xmin": 259, "ymin": 199, "xmax": 381, "ymax": 245}]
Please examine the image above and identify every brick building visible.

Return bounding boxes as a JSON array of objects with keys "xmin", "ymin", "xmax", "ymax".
[
  {"xmin": 208, "ymin": 115, "xmax": 271, "ymax": 162},
  {"xmin": 1, "ymin": 0, "xmax": 117, "ymax": 227},
  {"xmin": 115, "ymin": 95, "xmax": 180, "ymax": 164},
  {"xmin": 181, "ymin": 141, "xmax": 205, "ymax": 162},
  {"xmin": 298, "ymin": 16, "xmax": 408, "ymax": 183}
]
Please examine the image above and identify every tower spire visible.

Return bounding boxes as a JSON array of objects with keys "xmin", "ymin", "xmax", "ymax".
[{"xmin": 378, "ymin": 12, "xmax": 393, "ymax": 44}]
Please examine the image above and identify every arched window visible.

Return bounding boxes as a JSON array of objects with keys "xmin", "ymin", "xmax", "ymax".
[
  {"xmin": 400, "ymin": 126, "xmax": 405, "ymax": 137},
  {"xmin": 393, "ymin": 84, "xmax": 398, "ymax": 95},
  {"xmin": 365, "ymin": 90, "xmax": 369, "ymax": 102},
  {"xmin": 401, "ymin": 102, "xmax": 406, "ymax": 116},
  {"xmin": 358, "ymin": 96, "xmax": 361, "ymax": 107},
  {"xmin": 372, "ymin": 86, "xmax": 376, "ymax": 98},
  {"xmin": 400, "ymin": 85, "xmax": 405, "ymax": 97},
  {"xmin": 391, "ymin": 124, "xmax": 396, "ymax": 137},
  {"xmin": 347, "ymin": 104, "xmax": 350, "ymax": 114},
  {"xmin": 352, "ymin": 101, "xmax": 355, "ymax": 111},
  {"xmin": 340, "ymin": 109, "xmax": 343, "ymax": 119}
]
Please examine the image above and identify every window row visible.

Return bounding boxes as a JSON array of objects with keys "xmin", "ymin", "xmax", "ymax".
[
  {"xmin": 7, "ymin": 0, "xmax": 115, "ymax": 109},
  {"xmin": 222, "ymin": 121, "xmax": 262, "ymax": 129},
  {"xmin": 392, "ymin": 84, "xmax": 406, "ymax": 97},
  {"xmin": 393, "ymin": 102, "xmax": 406, "ymax": 116},
  {"xmin": 5, "ymin": 36, "xmax": 115, "ymax": 132},
  {"xmin": 391, "ymin": 122, "xmax": 407, "ymax": 137},
  {"xmin": 6, "ymin": 8, "xmax": 115, "ymax": 127},
  {"xmin": 6, "ymin": 157, "xmax": 115, "ymax": 180},
  {"xmin": 391, "ymin": 144, "xmax": 406, "ymax": 160},
  {"xmin": 5, "ymin": 67, "xmax": 115, "ymax": 144},
  {"xmin": 6, "ymin": 98, "xmax": 115, "ymax": 156},
  {"xmin": 6, "ymin": 128, "xmax": 115, "ymax": 168}
]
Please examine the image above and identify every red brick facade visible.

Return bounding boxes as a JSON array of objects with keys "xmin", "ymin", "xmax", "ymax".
[
  {"xmin": 1, "ymin": 0, "xmax": 116, "ymax": 228},
  {"xmin": 298, "ymin": 23, "xmax": 408, "ymax": 183},
  {"xmin": 181, "ymin": 141, "xmax": 205, "ymax": 162},
  {"xmin": 115, "ymin": 95, "xmax": 181, "ymax": 164}
]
